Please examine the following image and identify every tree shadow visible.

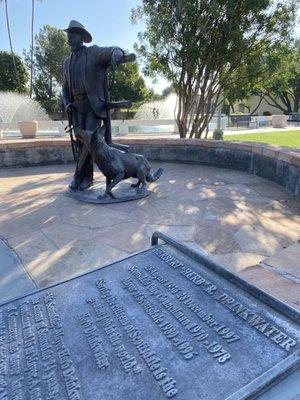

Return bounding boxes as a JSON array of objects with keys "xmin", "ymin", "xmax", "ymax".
[{"xmin": 0, "ymin": 162, "xmax": 299, "ymax": 290}]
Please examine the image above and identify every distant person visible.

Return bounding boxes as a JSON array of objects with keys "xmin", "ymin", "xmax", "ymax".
[
  {"xmin": 152, "ymin": 107, "xmax": 157, "ymax": 119},
  {"xmin": 152, "ymin": 107, "xmax": 160, "ymax": 119}
]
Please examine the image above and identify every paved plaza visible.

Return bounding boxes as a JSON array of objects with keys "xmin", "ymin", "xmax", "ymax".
[{"xmin": 0, "ymin": 162, "xmax": 299, "ymax": 308}]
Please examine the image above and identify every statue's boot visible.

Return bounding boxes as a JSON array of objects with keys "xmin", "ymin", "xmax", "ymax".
[
  {"xmin": 69, "ymin": 175, "xmax": 93, "ymax": 191},
  {"xmin": 69, "ymin": 177, "xmax": 81, "ymax": 190},
  {"xmin": 78, "ymin": 177, "xmax": 93, "ymax": 190}
]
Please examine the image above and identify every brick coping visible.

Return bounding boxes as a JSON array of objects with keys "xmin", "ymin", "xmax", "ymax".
[{"xmin": 0, "ymin": 137, "xmax": 299, "ymax": 167}]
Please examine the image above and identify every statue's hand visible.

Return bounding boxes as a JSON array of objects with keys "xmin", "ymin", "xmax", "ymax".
[
  {"xmin": 66, "ymin": 103, "xmax": 76, "ymax": 113},
  {"xmin": 111, "ymin": 49, "xmax": 123, "ymax": 69}
]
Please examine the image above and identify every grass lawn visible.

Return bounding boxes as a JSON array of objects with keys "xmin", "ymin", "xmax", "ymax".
[{"xmin": 224, "ymin": 130, "xmax": 300, "ymax": 148}]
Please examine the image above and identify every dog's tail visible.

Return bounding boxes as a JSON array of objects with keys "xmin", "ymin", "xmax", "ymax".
[{"xmin": 146, "ymin": 167, "xmax": 163, "ymax": 182}]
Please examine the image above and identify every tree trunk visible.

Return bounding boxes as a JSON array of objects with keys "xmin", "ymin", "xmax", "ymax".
[
  {"xmin": 49, "ymin": 75, "xmax": 53, "ymax": 99},
  {"xmin": 30, "ymin": 0, "xmax": 35, "ymax": 98},
  {"xmin": 263, "ymin": 92, "xmax": 289, "ymax": 114},
  {"xmin": 250, "ymin": 94, "xmax": 264, "ymax": 115},
  {"xmin": 175, "ymin": 89, "xmax": 189, "ymax": 138},
  {"xmin": 4, "ymin": 0, "xmax": 20, "ymax": 87},
  {"xmin": 293, "ymin": 85, "xmax": 300, "ymax": 112}
]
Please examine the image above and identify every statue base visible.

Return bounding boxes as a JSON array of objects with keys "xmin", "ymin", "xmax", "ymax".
[{"xmin": 65, "ymin": 182, "xmax": 150, "ymax": 204}]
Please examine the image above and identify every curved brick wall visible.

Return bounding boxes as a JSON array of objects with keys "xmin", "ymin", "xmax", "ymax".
[{"xmin": 0, "ymin": 137, "xmax": 299, "ymax": 196}]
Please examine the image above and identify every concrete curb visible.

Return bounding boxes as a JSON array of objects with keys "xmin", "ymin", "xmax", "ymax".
[{"xmin": 0, "ymin": 137, "xmax": 299, "ymax": 196}]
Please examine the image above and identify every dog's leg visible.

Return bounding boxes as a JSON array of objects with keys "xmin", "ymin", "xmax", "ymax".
[
  {"xmin": 105, "ymin": 172, "xmax": 124, "ymax": 198},
  {"xmin": 136, "ymin": 170, "xmax": 147, "ymax": 194},
  {"xmin": 103, "ymin": 177, "xmax": 112, "ymax": 197},
  {"xmin": 98, "ymin": 176, "xmax": 113, "ymax": 199}
]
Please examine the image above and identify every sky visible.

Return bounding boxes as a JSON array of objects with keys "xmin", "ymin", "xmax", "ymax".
[
  {"xmin": 1, "ymin": 0, "xmax": 300, "ymax": 94},
  {"xmin": 0, "ymin": 0, "xmax": 169, "ymax": 93}
]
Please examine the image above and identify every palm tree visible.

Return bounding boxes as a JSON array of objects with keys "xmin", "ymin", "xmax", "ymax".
[
  {"xmin": 29, "ymin": 0, "xmax": 35, "ymax": 97},
  {"xmin": 29, "ymin": 0, "xmax": 42, "ymax": 98},
  {"xmin": 1, "ymin": 0, "xmax": 20, "ymax": 86}
]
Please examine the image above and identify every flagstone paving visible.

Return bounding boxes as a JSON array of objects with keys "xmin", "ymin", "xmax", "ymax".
[{"xmin": 0, "ymin": 162, "xmax": 299, "ymax": 309}]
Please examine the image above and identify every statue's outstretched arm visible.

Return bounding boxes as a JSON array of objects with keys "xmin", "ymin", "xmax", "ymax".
[{"xmin": 95, "ymin": 45, "xmax": 124, "ymax": 67}]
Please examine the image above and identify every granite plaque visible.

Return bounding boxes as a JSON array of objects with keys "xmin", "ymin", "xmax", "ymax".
[{"xmin": 0, "ymin": 239, "xmax": 299, "ymax": 399}]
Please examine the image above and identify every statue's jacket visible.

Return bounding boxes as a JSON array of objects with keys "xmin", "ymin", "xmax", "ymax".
[{"xmin": 62, "ymin": 45, "xmax": 122, "ymax": 119}]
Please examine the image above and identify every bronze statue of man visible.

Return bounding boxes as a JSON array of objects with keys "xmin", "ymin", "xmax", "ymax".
[{"xmin": 62, "ymin": 20, "xmax": 124, "ymax": 190}]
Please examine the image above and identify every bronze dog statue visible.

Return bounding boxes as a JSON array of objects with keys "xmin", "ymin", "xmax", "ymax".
[{"xmin": 74, "ymin": 126, "xmax": 163, "ymax": 198}]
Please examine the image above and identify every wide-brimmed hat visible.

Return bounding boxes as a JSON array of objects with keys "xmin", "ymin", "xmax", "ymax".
[{"xmin": 63, "ymin": 20, "xmax": 92, "ymax": 43}]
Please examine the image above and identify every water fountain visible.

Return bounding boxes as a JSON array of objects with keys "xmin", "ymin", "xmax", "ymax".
[
  {"xmin": 129, "ymin": 93, "xmax": 178, "ymax": 135},
  {"xmin": 0, "ymin": 91, "xmax": 49, "ymax": 138},
  {"xmin": 135, "ymin": 93, "xmax": 177, "ymax": 120},
  {"xmin": 134, "ymin": 93, "xmax": 228, "ymax": 135},
  {"xmin": 0, "ymin": 91, "xmax": 49, "ymax": 123}
]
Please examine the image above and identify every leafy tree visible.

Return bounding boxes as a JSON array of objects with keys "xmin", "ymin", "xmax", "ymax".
[
  {"xmin": 1, "ymin": 0, "xmax": 20, "ymax": 86},
  {"xmin": 25, "ymin": 25, "xmax": 69, "ymax": 114},
  {"xmin": 259, "ymin": 41, "xmax": 300, "ymax": 114},
  {"xmin": 0, "ymin": 51, "xmax": 28, "ymax": 92},
  {"xmin": 110, "ymin": 61, "xmax": 153, "ymax": 105},
  {"xmin": 26, "ymin": 25, "xmax": 151, "ymax": 114},
  {"xmin": 132, "ymin": 0, "xmax": 297, "ymax": 138},
  {"xmin": 222, "ymin": 43, "xmax": 278, "ymax": 114},
  {"xmin": 224, "ymin": 40, "xmax": 300, "ymax": 115},
  {"xmin": 161, "ymin": 86, "xmax": 173, "ymax": 98}
]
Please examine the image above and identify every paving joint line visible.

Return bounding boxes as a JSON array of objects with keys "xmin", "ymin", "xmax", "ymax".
[
  {"xmin": 0, "ymin": 234, "xmax": 38, "ymax": 289},
  {"xmin": 259, "ymin": 261, "xmax": 300, "ymax": 283}
]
